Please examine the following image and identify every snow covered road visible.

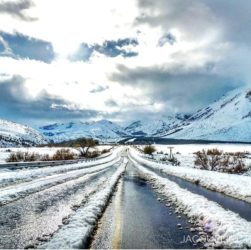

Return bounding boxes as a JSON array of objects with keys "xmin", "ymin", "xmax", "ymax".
[
  {"xmin": 1, "ymin": 146, "xmax": 251, "ymax": 249},
  {"xmin": 129, "ymin": 149, "xmax": 251, "ymax": 248},
  {"xmin": 0, "ymin": 148, "xmax": 124, "ymax": 249}
]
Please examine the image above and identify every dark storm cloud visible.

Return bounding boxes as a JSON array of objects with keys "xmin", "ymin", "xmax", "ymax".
[
  {"xmin": 110, "ymin": 64, "xmax": 242, "ymax": 112},
  {"xmin": 0, "ymin": 32, "xmax": 55, "ymax": 63},
  {"xmin": 135, "ymin": 0, "xmax": 216, "ymax": 40},
  {"xmin": 0, "ymin": 0, "xmax": 36, "ymax": 21},
  {"xmin": 136, "ymin": 0, "xmax": 251, "ymax": 45},
  {"xmin": 0, "ymin": 76, "xmax": 101, "ymax": 124}
]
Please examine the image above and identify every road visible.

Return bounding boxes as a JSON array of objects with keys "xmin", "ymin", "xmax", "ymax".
[
  {"xmin": 91, "ymin": 161, "xmax": 199, "ymax": 249},
  {"xmin": 0, "ymin": 147, "xmax": 250, "ymax": 249}
]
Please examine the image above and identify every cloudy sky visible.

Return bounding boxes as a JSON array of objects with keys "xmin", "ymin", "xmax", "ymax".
[{"xmin": 0, "ymin": 0, "xmax": 250, "ymax": 126}]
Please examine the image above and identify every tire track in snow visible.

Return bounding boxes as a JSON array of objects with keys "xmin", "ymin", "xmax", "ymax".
[
  {"xmin": 0, "ymin": 166, "xmax": 118, "ymax": 249},
  {"xmin": 39, "ymin": 158, "xmax": 128, "ymax": 249},
  {"xmin": 0, "ymin": 157, "xmax": 121, "ymax": 205}
]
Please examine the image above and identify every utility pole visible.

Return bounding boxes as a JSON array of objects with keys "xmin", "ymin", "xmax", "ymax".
[{"xmin": 167, "ymin": 146, "xmax": 174, "ymax": 160}]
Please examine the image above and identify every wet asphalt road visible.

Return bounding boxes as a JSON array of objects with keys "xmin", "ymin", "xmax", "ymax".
[
  {"xmin": 91, "ymin": 162, "xmax": 199, "ymax": 249},
  {"xmin": 2, "ymin": 149, "xmax": 249, "ymax": 249}
]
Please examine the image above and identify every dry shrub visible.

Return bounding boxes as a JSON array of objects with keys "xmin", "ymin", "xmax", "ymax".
[
  {"xmin": 160, "ymin": 156, "xmax": 180, "ymax": 166},
  {"xmin": 143, "ymin": 145, "xmax": 156, "ymax": 156},
  {"xmin": 6, "ymin": 149, "xmax": 77, "ymax": 163},
  {"xmin": 87, "ymin": 150, "xmax": 100, "ymax": 158},
  {"xmin": 40, "ymin": 154, "xmax": 51, "ymax": 161},
  {"xmin": 101, "ymin": 148, "xmax": 110, "ymax": 154},
  {"xmin": 52, "ymin": 149, "xmax": 75, "ymax": 161},
  {"xmin": 194, "ymin": 148, "xmax": 247, "ymax": 173},
  {"xmin": 6, "ymin": 151, "xmax": 40, "ymax": 162}
]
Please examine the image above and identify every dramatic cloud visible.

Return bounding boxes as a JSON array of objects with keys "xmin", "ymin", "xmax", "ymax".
[
  {"xmin": 0, "ymin": 76, "xmax": 101, "ymax": 125},
  {"xmin": 0, "ymin": 0, "xmax": 250, "ymax": 126},
  {"xmin": 0, "ymin": 0, "xmax": 36, "ymax": 21}
]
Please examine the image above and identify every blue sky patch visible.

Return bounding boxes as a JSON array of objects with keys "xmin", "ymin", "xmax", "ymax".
[
  {"xmin": 0, "ymin": 32, "xmax": 55, "ymax": 63},
  {"xmin": 94, "ymin": 38, "xmax": 138, "ymax": 57},
  {"xmin": 69, "ymin": 38, "xmax": 138, "ymax": 61}
]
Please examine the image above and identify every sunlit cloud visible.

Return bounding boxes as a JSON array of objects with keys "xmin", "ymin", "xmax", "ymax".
[{"xmin": 0, "ymin": 0, "xmax": 250, "ymax": 125}]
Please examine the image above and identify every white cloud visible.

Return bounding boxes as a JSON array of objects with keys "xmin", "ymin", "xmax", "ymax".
[{"xmin": 0, "ymin": 0, "xmax": 250, "ymax": 124}]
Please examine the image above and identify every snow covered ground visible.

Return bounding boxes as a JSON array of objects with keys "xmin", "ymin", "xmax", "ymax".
[
  {"xmin": 39, "ymin": 158, "xmax": 127, "ymax": 249},
  {"xmin": 136, "ymin": 143, "xmax": 251, "ymax": 173},
  {"xmin": 130, "ymin": 147, "xmax": 251, "ymax": 203},
  {"xmin": 0, "ymin": 147, "xmax": 122, "ymax": 205},
  {"xmin": 0, "ymin": 145, "xmax": 113, "ymax": 163},
  {"xmin": 129, "ymin": 154, "xmax": 251, "ymax": 248}
]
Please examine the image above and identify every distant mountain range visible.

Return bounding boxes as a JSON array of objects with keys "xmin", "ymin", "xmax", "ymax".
[
  {"xmin": 39, "ymin": 120, "xmax": 128, "ymax": 143},
  {"xmin": 1, "ymin": 87, "xmax": 251, "ymax": 146}
]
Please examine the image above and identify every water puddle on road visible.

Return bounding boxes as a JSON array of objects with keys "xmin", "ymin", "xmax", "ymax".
[
  {"xmin": 91, "ymin": 162, "xmax": 199, "ymax": 249},
  {"xmin": 140, "ymin": 161, "xmax": 251, "ymax": 222}
]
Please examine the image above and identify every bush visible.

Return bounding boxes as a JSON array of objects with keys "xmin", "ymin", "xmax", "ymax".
[
  {"xmin": 6, "ymin": 151, "xmax": 40, "ymax": 162},
  {"xmin": 52, "ymin": 149, "xmax": 75, "ymax": 161},
  {"xmin": 6, "ymin": 149, "xmax": 77, "ymax": 162},
  {"xmin": 40, "ymin": 154, "xmax": 51, "ymax": 161},
  {"xmin": 194, "ymin": 148, "xmax": 247, "ymax": 173},
  {"xmin": 143, "ymin": 145, "xmax": 156, "ymax": 156},
  {"xmin": 101, "ymin": 148, "xmax": 110, "ymax": 154},
  {"xmin": 160, "ymin": 156, "xmax": 180, "ymax": 166},
  {"xmin": 87, "ymin": 150, "xmax": 100, "ymax": 158}
]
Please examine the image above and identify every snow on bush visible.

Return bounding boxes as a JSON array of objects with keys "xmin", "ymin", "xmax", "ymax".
[{"xmin": 194, "ymin": 148, "xmax": 247, "ymax": 173}]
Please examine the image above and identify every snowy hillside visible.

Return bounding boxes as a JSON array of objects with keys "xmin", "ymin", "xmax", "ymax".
[
  {"xmin": 39, "ymin": 120, "xmax": 129, "ymax": 142},
  {"xmin": 125, "ymin": 117, "xmax": 182, "ymax": 136},
  {"xmin": 162, "ymin": 88, "xmax": 251, "ymax": 142},
  {"xmin": 0, "ymin": 119, "xmax": 47, "ymax": 147}
]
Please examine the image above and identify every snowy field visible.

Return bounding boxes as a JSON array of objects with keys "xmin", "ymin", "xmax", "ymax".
[
  {"xmin": 0, "ymin": 145, "xmax": 113, "ymax": 163},
  {"xmin": 135, "ymin": 143, "xmax": 251, "ymax": 173},
  {"xmin": 130, "ymin": 146, "xmax": 251, "ymax": 203}
]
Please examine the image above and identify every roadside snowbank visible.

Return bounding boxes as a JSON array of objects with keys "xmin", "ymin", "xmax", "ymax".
[
  {"xmin": 137, "ymin": 144, "xmax": 251, "ymax": 170},
  {"xmin": 130, "ymin": 149, "xmax": 251, "ymax": 203},
  {"xmin": 0, "ymin": 147, "xmax": 121, "ymax": 188},
  {"xmin": 0, "ymin": 157, "xmax": 121, "ymax": 205},
  {"xmin": 39, "ymin": 158, "xmax": 127, "ymax": 249},
  {"xmin": 129, "ymin": 154, "xmax": 251, "ymax": 248}
]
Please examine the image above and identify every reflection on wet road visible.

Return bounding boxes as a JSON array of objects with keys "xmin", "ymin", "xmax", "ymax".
[{"xmin": 92, "ymin": 162, "xmax": 198, "ymax": 249}]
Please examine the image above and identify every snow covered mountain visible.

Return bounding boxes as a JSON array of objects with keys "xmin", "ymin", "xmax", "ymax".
[
  {"xmin": 125, "ymin": 117, "xmax": 181, "ymax": 136},
  {"xmin": 0, "ymin": 119, "xmax": 47, "ymax": 147},
  {"xmin": 19, "ymin": 87, "xmax": 251, "ymax": 144},
  {"xmin": 162, "ymin": 88, "xmax": 251, "ymax": 142},
  {"xmin": 39, "ymin": 120, "xmax": 129, "ymax": 143}
]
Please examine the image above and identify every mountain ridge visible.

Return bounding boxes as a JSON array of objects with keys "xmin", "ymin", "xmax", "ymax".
[{"xmin": 1, "ymin": 87, "xmax": 251, "ymax": 146}]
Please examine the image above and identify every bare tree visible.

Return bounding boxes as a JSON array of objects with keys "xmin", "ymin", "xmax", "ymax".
[{"xmin": 74, "ymin": 138, "xmax": 99, "ymax": 157}]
